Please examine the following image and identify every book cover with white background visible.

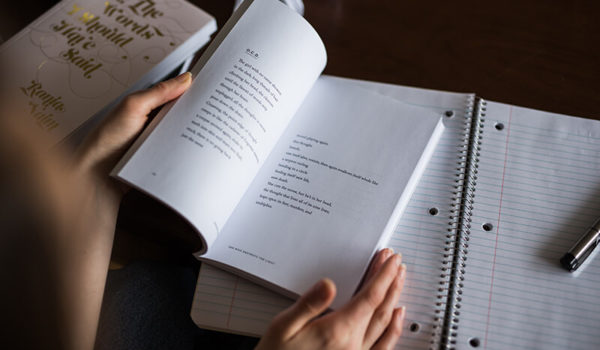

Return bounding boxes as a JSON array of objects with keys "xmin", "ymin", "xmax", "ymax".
[{"xmin": 0, "ymin": 0, "xmax": 216, "ymax": 142}]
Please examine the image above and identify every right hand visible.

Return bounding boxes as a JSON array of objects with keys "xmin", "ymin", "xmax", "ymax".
[{"xmin": 256, "ymin": 248, "xmax": 407, "ymax": 350}]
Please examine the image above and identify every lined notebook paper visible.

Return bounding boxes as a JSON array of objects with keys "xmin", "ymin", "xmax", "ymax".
[
  {"xmin": 456, "ymin": 102, "xmax": 600, "ymax": 349},
  {"xmin": 191, "ymin": 78, "xmax": 600, "ymax": 349}
]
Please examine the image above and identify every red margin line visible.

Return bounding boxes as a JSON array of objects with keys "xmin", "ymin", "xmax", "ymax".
[
  {"xmin": 226, "ymin": 276, "xmax": 240, "ymax": 328},
  {"xmin": 483, "ymin": 105, "xmax": 513, "ymax": 349}
]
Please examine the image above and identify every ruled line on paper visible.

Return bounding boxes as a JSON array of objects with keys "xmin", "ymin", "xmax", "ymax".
[
  {"xmin": 457, "ymin": 103, "xmax": 600, "ymax": 350},
  {"xmin": 483, "ymin": 105, "xmax": 513, "ymax": 348}
]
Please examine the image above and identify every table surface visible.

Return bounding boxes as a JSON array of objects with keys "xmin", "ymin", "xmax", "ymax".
[
  {"xmin": 196, "ymin": 0, "xmax": 599, "ymax": 120},
  {"xmin": 2, "ymin": 0, "xmax": 599, "ymax": 255},
  {"xmin": 2, "ymin": 0, "xmax": 598, "ymax": 120}
]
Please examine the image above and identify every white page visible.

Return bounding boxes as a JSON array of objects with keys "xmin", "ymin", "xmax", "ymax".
[
  {"xmin": 114, "ymin": 0, "xmax": 326, "ymax": 249},
  {"xmin": 203, "ymin": 77, "xmax": 445, "ymax": 309},
  {"xmin": 457, "ymin": 102, "xmax": 600, "ymax": 349},
  {"xmin": 191, "ymin": 77, "xmax": 473, "ymax": 348}
]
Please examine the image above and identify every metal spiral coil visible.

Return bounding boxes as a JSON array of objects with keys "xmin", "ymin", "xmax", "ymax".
[{"xmin": 430, "ymin": 96, "xmax": 486, "ymax": 350}]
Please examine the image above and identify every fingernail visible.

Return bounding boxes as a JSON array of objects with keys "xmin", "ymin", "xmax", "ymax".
[
  {"xmin": 176, "ymin": 71, "xmax": 192, "ymax": 83},
  {"xmin": 393, "ymin": 306, "xmax": 407, "ymax": 328},
  {"xmin": 399, "ymin": 306, "xmax": 407, "ymax": 319},
  {"xmin": 399, "ymin": 263, "xmax": 407, "ymax": 279},
  {"xmin": 310, "ymin": 278, "xmax": 333, "ymax": 302},
  {"xmin": 394, "ymin": 253, "xmax": 402, "ymax": 266},
  {"xmin": 309, "ymin": 279, "xmax": 324, "ymax": 292},
  {"xmin": 382, "ymin": 248, "xmax": 393, "ymax": 259}
]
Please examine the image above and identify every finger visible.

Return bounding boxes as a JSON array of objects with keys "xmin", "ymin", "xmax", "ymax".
[
  {"xmin": 119, "ymin": 71, "xmax": 193, "ymax": 120},
  {"xmin": 265, "ymin": 278, "xmax": 336, "ymax": 341},
  {"xmin": 363, "ymin": 263, "xmax": 406, "ymax": 348},
  {"xmin": 79, "ymin": 72, "xmax": 192, "ymax": 167},
  {"xmin": 362, "ymin": 248, "xmax": 394, "ymax": 287},
  {"xmin": 372, "ymin": 306, "xmax": 406, "ymax": 350},
  {"xmin": 339, "ymin": 253, "xmax": 401, "ymax": 327}
]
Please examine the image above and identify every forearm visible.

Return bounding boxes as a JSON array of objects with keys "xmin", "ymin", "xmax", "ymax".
[
  {"xmin": 56, "ymin": 170, "xmax": 121, "ymax": 350},
  {"xmin": 0, "ymin": 117, "xmax": 120, "ymax": 350},
  {"xmin": 0, "ymin": 73, "xmax": 191, "ymax": 349},
  {"xmin": 55, "ymin": 72, "xmax": 192, "ymax": 349}
]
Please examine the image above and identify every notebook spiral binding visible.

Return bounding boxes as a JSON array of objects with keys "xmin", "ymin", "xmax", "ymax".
[{"xmin": 431, "ymin": 96, "xmax": 487, "ymax": 350}]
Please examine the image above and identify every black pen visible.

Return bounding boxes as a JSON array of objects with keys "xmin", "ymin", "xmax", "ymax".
[{"xmin": 560, "ymin": 217, "xmax": 600, "ymax": 272}]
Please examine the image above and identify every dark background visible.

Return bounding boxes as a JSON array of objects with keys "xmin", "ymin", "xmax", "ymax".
[{"xmin": 2, "ymin": 0, "xmax": 598, "ymax": 119}]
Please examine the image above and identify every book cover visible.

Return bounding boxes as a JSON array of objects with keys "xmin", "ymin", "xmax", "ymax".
[{"xmin": 0, "ymin": 0, "xmax": 216, "ymax": 143}]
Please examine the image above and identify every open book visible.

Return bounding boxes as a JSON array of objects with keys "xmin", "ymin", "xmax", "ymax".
[
  {"xmin": 191, "ymin": 77, "xmax": 600, "ymax": 349},
  {"xmin": 112, "ymin": 0, "xmax": 445, "ymax": 307}
]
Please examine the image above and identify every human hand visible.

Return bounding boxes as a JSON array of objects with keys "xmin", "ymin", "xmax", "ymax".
[
  {"xmin": 75, "ymin": 71, "xmax": 192, "ymax": 213},
  {"xmin": 256, "ymin": 248, "xmax": 407, "ymax": 350},
  {"xmin": 65, "ymin": 72, "xmax": 191, "ymax": 349},
  {"xmin": 0, "ymin": 71, "xmax": 193, "ymax": 350}
]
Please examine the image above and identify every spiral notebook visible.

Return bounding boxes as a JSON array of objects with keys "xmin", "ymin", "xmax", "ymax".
[{"xmin": 191, "ymin": 76, "xmax": 600, "ymax": 349}]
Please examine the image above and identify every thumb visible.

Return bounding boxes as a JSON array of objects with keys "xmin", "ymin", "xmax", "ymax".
[
  {"xmin": 268, "ymin": 278, "xmax": 336, "ymax": 340},
  {"xmin": 78, "ymin": 72, "xmax": 192, "ymax": 169},
  {"xmin": 101, "ymin": 71, "xmax": 192, "ymax": 138},
  {"xmin": 119, "ymin": 71, "xmax": 193, "ymax": 121}
]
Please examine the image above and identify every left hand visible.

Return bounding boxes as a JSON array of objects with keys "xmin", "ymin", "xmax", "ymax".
[
  {"xmin": 63, "ymin": 72, "xmax": 192, "ymax": 350},
  {"xmin": 75, "ymin": 71, "xmax": 193, "ymax": 219},
  {"xmin": 0, "ymin": 71, "xmax": 193, "ymax": 350}
]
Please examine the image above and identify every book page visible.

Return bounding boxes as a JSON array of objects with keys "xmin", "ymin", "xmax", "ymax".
[
  {"xmin": 191, "ymin": 76, "xmax": 473, "ymax": 348},
  {"xmin": 457, "ymin": 102, "xmax": 600, "ymax": 349},
  {"xmin": 114, "ymin": 0, "xmax": 326, "ymax": 249},
  {"xmin": 203, "ymin": 77, "xmax": 444, "ymax": 309}
]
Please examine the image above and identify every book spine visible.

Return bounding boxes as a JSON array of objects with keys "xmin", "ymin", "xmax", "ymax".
[{"xmin": 431, "ymin": 96, "xmax": 487, "ymax": 350}]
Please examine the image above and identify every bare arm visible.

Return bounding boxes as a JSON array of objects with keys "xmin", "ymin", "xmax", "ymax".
[
  {"xmin": 0, "ymin": 72, "xmax": 192, "ymax": 350},
  {"xmin": 64, "ymin": 72, "xmax": 193, "ymax": 350}
]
